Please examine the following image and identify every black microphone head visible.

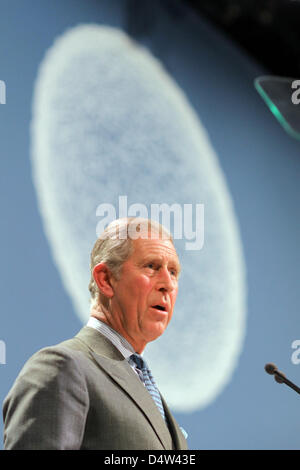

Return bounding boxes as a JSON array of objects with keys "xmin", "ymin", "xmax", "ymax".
[{"xmin": 265, "ymin": 363, "xmax": 278, "ymax": 375}]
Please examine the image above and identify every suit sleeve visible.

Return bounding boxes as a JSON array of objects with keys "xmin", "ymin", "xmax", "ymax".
[{"xmin": 2, "ymin": 346, "xmax": 89, "ymax": 449}]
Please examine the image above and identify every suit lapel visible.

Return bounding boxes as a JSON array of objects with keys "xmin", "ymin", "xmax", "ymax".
[
  {"xmin": 161, "ymin": 396, "xmax": 188, "ymax": 450},
  {"xmin": 75, "ymin": 327, "xmax": 173, "ymax": 450}
]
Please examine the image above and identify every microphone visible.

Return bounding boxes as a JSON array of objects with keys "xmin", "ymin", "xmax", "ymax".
[{"xmin": 264, "ymin": 363, "xmax": 300, "ymax": 395}]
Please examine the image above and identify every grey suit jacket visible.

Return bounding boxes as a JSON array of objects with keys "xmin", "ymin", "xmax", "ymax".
[{"xmin": 3, "ymin": 326, "xmax": 188, "ymax": 450}]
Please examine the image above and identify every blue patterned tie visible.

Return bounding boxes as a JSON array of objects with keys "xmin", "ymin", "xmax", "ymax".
[{"xmin": 129, "ymin": 353, "xmax": 166, "ymax": 422}]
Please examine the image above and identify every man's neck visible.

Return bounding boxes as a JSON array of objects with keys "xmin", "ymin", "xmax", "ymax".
[{"xmin": 90, "ymin": 307, "xmax": 146, "ymax": 354}]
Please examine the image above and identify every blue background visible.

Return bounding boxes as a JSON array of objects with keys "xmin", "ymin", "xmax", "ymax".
[{"xmin": 0, "ymin": 0, "xmax": 299, "ymax": 450}]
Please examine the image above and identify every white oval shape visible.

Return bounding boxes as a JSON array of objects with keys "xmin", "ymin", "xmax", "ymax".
[{"xmin": 31, "ymin": 24, "xmax": 247, "ymax": 412}]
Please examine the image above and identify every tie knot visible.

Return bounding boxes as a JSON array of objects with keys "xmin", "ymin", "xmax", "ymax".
[{"xmin": 130, "ymin": 353, "xmax": 146, "ymax": 371}]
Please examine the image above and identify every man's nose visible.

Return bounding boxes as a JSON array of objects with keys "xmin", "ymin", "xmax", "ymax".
[{"xmin": 156, "ymin": 267, "xmax": 176, "ymax": 292}]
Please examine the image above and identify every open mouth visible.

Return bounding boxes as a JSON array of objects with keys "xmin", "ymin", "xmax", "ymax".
[{"xmin": 151, "ymin": 305, "xmax": 166, "ymax": 312}]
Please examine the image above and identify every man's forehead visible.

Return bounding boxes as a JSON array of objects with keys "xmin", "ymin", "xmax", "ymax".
[{"xmin": 131, "ymin": 237, "xmax": 180, "ymax": 262}]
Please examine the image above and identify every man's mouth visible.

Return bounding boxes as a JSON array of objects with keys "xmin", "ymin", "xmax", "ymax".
[{"xmin": 151, "ymin": 305, "xmax": 167, "ymax": 312}]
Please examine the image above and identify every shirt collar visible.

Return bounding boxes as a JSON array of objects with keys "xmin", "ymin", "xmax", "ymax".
[{"xmin": 87, "ymin": 316, "xmax": 137, "ymax": 359}]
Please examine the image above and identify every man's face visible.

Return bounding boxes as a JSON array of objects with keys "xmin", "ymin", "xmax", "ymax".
[{"xmin": 109, "ymin": 236, "xmax": 180, "ymax": 352}]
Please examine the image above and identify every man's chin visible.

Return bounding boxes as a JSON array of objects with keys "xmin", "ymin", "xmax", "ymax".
[{"xmin": 144, "ymin": 321, "xmax": 168, "ymax": 343}]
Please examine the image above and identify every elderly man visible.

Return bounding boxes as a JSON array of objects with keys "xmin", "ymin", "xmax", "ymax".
[{"xmin": 3, "ymin": 218, "xmax": 188, "ymax": 450}]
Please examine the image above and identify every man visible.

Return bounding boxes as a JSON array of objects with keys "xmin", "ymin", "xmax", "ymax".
[{"xmin": 3, "ymin": 218, "xmax": 188, "ymax": 450}]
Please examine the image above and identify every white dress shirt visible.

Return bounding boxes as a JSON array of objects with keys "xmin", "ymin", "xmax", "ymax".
[{"xmin": 86, "ymin": 316, "xmax": 143, "ymax": 379}]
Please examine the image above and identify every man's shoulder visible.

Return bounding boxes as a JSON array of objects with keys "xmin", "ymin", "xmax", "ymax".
[
  {"xmin": 11, "ymin": 329, "xmax": 94, "ymax": 386},
  {"xmin": 2, "ymin": 331, "xmax": 93, "ymax": 449},
  {"xmin": 3, "ymin": 330, "xmax": 95, "ymax": 410},
  {"xmin": 24, "ymin": 328, "xmax": 94, "ymax": 366},
  {"xmin": 4, "ymin": 326, "xmax": 119, "ymax": 403}
]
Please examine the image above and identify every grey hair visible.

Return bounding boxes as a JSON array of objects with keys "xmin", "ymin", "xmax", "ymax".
[{"xmin": 88, "ymin": 217, "xmax": 173, "ymax": 309}]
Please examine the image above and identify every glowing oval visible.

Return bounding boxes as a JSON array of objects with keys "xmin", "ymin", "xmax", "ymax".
[{"xmin": 31, "ymin": 24, "xmax": 247, "ymax": 412}]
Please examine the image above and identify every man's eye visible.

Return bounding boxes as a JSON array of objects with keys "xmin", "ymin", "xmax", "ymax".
[{"xmin": 146, "ymin": 263, "xmax": 155, "ymax": 269}]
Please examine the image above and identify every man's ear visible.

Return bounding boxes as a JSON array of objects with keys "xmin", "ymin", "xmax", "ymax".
[{"xmin": 93, "ymin": 263, "xmax": 115, "ymax": 299}]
